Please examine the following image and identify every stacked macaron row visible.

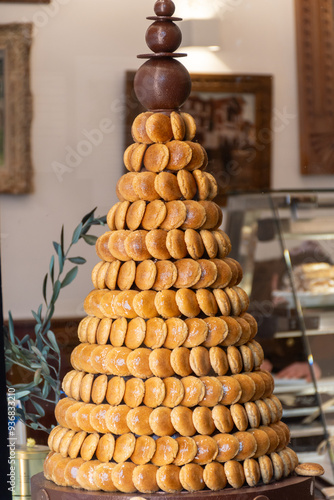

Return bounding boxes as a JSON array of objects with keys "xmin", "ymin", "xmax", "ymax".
[{"xmin": 44, "ymin": 111, "xmax": 299, "ymax": 493}]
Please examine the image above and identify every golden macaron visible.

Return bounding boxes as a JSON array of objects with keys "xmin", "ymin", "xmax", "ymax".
[
  {"xmin": 146, "ymin": 113, "xmax": 173, "ymax": 144},
  {"xmin": 131, "ymin": 111, "xmax": 154, "ymax": 144},
  {"xmin": 133, "ymin": 464, "xmax": 159, "ymax": 493}
]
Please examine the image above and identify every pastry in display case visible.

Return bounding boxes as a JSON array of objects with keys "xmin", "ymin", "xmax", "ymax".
[
  {"xmin": 225, "ymin": 191, "xmax": 334, "ymax": 487},
  {"xmin": 31, "ymin": 2, "xmax": 322, "ymax": 499}
]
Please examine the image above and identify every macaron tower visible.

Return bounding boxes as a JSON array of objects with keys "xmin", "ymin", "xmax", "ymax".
[{"xmin": 42, "ymin": 0, "xmax": 307, "ymax": 496}]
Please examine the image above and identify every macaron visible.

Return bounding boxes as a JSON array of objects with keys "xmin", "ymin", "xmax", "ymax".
[
  {"xmin": 193, "ymin": 435, "xmax": 218, "ymax": 465},
  {"xmin": 146, "ymin": 112, "xmax": 173, "ymax": 143},
  {"xmin": 131, "ymin": 111, "xmax": 154, "ymax": 144},
  {"xmin": 171, "ymin": 111, "xmax": 186, "ymax": 140},
  {"xmin": 166, "ymin": 140, "xmax": 192, "ymax": 171},
  {"xmin": 132, "ymin": 464, "xmax": 159, "ymax": 493},
  {"xmin": 131, "ymin": 435, "xmax": 156, "ymax": 465},
  {"xmin": 170, "ymin": 406, "xmax": 196, "ymax": 437},
  {"xmin": 179, "ymin": 464, "xmax": 205, "ymax": 492},
  {"xmin": 203, "ymin": 462, "xmax": 227, "ymax": 491},
  {"xmin": 181, "ymin": 113, "xmax": 197, "ymax": 141},
  {"xmin": 173, "ymin": 437, "xmax": 197, "ymax": 466},
  {"xmin": 156, "ymin": 464, "xmax": 182, "ymax": 493},
  {"xmin": 144, "ymin": 143, "xmax": 169, "ymax": 172}
]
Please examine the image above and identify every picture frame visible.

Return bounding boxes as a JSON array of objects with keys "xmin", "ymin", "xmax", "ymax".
[
  {"xmin": 0, "ymin": 23, "xmax": 33, "ymax": 194},
  {"xmin": 125, "ymin": 72, "xmax": 272, "ymax": 204},
  {"xmin": 295, "ymin": 0, "xmax": 334, "ymax": 175},
  {"xmin": 0, "ymin": 1, "xmax": 50, "ymax": 3}
]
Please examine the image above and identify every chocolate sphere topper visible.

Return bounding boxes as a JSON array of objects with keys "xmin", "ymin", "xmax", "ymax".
[{"xmin": 134, "ymin": 0, "xmax": 192, "ymax": 112}]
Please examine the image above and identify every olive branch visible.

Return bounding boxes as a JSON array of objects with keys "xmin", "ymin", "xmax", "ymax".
[{"xmin": 4, "ymin": 208, "xmax": 106, "ymax": 432}]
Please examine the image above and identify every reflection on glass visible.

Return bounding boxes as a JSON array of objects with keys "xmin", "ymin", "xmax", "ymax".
[{"xmin": 0, "ymin": 51, "xmax": 4, "ymax": 169}]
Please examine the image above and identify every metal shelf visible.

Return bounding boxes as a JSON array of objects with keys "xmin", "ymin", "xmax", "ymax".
[
  {"xmin": 283, "ymin": 406, "xmax": 334, "ymax": 418},
  {"xmin": 273, "ymin": 377, "xmax": 334, "ymax": 396},
  {"xmin": 275, "ymin": 329, "xmax": 334, "ymax": 339},
  {"xmin": 289, "ymin": 423, "xmax": 334, "ymax": 438},
  {"xmin": 281, "ymin": 232, "xmax": 334, "ymax": 240}
]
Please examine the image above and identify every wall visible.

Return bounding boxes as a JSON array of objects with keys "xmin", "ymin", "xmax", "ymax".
[{"xmin": 1, "ymin": 0, "xmax": 333, "ymax": 320}]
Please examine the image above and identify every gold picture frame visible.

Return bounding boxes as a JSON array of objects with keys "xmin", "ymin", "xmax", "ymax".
[
  {"xmin": 125, "ymin": 72, "xmax": 272, "ymax": 204},
  {"xmin": 0, "ymin": 23, "xmax": 33, "ymax": 194}
]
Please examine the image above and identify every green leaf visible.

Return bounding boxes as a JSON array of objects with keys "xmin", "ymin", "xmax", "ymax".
[
  {"xmin": 15, "ymin": 390, "xmax": 31, "ymax": 399},
  {"xmin": 13, "ymin": 381, "xmax": 36, "ymax": 391},
  {"xmin": 35, "ymin": 323, "xmax": 43, "ymax": 337},
  {"xmin": 72, "ymin": 222, "xmax": 83, "ymax": 244},
  {"xmin": 31, "ymin": 308, "xmax": 42, "ymax": 324},
  {"xmin": 82, "ymin": 234, "xmax": 97, "ymax": 245},
  {"xmin": 53, "ymin": 241, "xmax": 60, "ymax": 254},
  {"xmin": 60, "ymin": 225, "xmax": 64, "ymax": 253},
  {"xmin": 61, "ymin": 267, "xmax": 78, "ymax": 288},
  {"xmin": 44, "ymin": 320, "xmax": 51, "ymax": 332},
  {"xmin": 30, "ymin": 423, "xmax": 39, "ymax": 430},
  {"xmin": 43, "ymin": 374, "xmax": 56, "ymax": 386},
  {"xmin": 31, "ymin": 345, "xmax": 44, "ymax": 359},
  {"xmin": 82, "ymin": 213, "xmax": 106, "ymax": 234},
  {"xmin": 81, "ymin": 207, "xmax": 97, "ymax": 225},
  {"xmin": 41, "ymin": 360, "xmax": 50, "ymax": 376},
  {"xmin": 37, "ymin": 304, "xmax": 43, "ymax": 318},
  {"xmin": 57, "ymin": 244, "xmax": 64, "ymax": 274},
  {"xmin": 47, "ymin": 305, "xmax": 55, "ymax": 322},
  {"xmin": 42, "ymin": 381, "xmax": 49, "ymax": 399},
  {"xmin": 30, "ymin": 363, "xmax": 41, "ymax": 370},
  {"xmin": 51, "ymin": 280, "xmax": 61, "ymax": 303},
  {"xmin": 42, "ymin": 273, "xmax": 48, "ymax": 304},
  {"xmin": 19, "ymin": 334, "xmax": 31, "ymax": 347},
  {"xmin": 8, "ymin": 311, "xmax": 15, "ymax": 343},
  {"xmin": 9, "ymin": 344, "xmax": 21, "ymax": 356},
  {"xmin": 28, "ymin": 413, "xmax": 39, "ymax": 423},
  {"xmin": 49, "ymin": 255, "xmax": 55, "ymax": 284},
  {"xmin": 42, "ymin": 345, "xmax": 50, "ymax": 358},
  {"xmin": 47, "ymin": 330, "xmax": 60, "ymax": 354},
  {"xmin": 31, "ymin": 399, "xmax": 45, "ymax": 417},
  {"xmin": 34, "ymin": 369, "xmax": 42, "ymax": 386},
  {"xmin": 68, "ymin": 257, "xmax": 86, "ymax": 265}
]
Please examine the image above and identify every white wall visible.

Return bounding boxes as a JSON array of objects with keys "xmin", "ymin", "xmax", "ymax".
[{"xmin": 1, "ymin": 0, "xmax": 333, "ymax": 320}]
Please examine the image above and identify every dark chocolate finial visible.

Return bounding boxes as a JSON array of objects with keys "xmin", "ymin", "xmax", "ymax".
[
  {"xmin": 154, "ymin": 0, "xmax": 175, "ymax": 16},
  {"xmin": 134, "ymin": 0, "xmax": 191, "ymax": 112},
  {"xmin": 146, "ymin": 21, "xmax": 182, "ymax": 53}
]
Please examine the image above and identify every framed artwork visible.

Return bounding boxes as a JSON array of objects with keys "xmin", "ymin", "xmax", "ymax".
[
  {"xmin": 125, "ymin": 72, "xmax": 272, "ymax": 204},
  {"xmin": 295, "ymin": 0, "xmax": 334, "ymax": 175},
  {"xmin": 0, "ymin": 1, "xmax": 50, "ymax": 3},
  {"xmin": 0, "ymin": 23, "xmax": 33, "ymax": 194}
]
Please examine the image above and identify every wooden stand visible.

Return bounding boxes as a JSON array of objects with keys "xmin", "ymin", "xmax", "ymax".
[{"xmin": 31, "ymin": 472, "xmax": 314, "ymax": 500}]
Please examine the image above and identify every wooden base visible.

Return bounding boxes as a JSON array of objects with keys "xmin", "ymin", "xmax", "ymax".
[{"xmin": 31, "ymin": 472, "xmax": 314, "ymax": 500}]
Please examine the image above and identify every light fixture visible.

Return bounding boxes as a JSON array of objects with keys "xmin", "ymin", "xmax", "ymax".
[
  {"xmin": 177, "ymin": 0, "xmax": 223, "ymax": 20},
  {"xmin": 181, "ymin": 18, "xmax": 221, "ymax": 51}
]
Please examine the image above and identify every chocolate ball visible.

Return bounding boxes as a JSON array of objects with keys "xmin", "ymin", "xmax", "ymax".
[
  {"xmin": 146, "ymin": 21, "xmax": 182, "ymax": 53},
  {"xmin": 154, "ymin": 0, "xmax": 175, "ymax": 17},
  {"xmin": 134, "ymin": 58, "xmax": 191, "ymax": 111}
]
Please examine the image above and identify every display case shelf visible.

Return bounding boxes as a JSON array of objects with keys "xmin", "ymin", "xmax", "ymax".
[
  {"xmin": 275, "ymin": 329, "xmax": 334, "ymax": 339},
  {"xmin": 225, "ymin": 190, "xmax": 334, "ymax": 482}
]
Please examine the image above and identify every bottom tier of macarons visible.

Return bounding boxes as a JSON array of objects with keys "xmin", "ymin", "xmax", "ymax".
[{"xmin": 44, "ymin": 447, "xmax": 299, "ymax": 492}]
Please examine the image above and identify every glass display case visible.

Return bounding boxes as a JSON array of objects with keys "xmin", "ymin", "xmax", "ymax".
[{"xmin": 225, "ymin": 190, "xmax": 334, "ymax": 486}]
